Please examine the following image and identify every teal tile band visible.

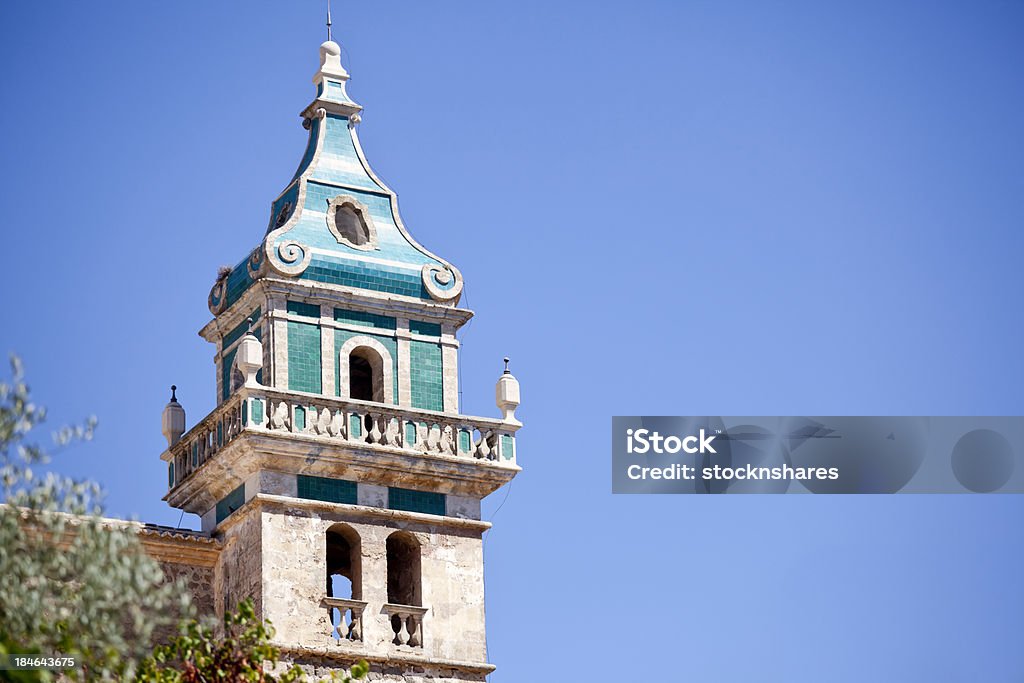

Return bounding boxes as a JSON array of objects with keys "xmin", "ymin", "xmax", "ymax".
[
  {"xmin": 388, "ymin": 487, "xmax": 445, "ymax": 516},
  {"xmin": 288, "ymin": 320, "xmax": 322, "ymax": 394},
  {"xmin": 221, "ymin": 348, "xmax": 237, "ymax": 402},
  {"xmin": 334, "ymin": 308, "xmax": 396, "ymax": 330},
  {"xmin": 409, "ymin": 341, "xmax": 443, "ymax": 411},
  {"xmin": 287, "ymin": 300, "xmax": 321, "ymax": 318},
  {"xmin": 297, "ymin": 475, "xmax": 357, "ymax": 505},
  {"xmin": 409, "ymin": 320, "xmax": 441, "ymax": 337},
  {"xmin": 304, "ymin": 255, "xmax": 429, "ymax": 299},
  {"xmin": 223, "ymin": 308, "xmax": 262, "ymax": 349},
  {"xmin": 216, "ymin": 483, "xmax": 245, "ymax": 524},
  {"xmin": 221, "ymin": 323, "xmax": 262, "ymax": 403}
]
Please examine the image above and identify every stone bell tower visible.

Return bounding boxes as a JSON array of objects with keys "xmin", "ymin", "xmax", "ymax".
[{"xmin": 159, "ymin": 35, "xmax": 522, "ymax": 682}]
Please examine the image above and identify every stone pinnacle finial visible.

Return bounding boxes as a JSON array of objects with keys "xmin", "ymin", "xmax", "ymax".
[
  {"xmin": 495, "ymin": 359, "xmax": 520, "ymax": 425},
  {"xmin": 235, "ymin": 326, "xmax": 265, "ymax": 389},
  {"xmin": 163, "ymin": 386, "xmax": 186, "ymax": 447}
]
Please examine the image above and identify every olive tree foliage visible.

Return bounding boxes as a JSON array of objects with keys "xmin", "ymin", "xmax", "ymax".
[
  {"xmin": 137, "ymin": 599, "xmax": 369, "ymax": 683},
  {"xmin": 0, "ymin": 355, "xmax": 192, "ymax": 680}
]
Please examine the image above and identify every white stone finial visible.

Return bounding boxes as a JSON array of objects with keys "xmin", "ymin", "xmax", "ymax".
[
  {"xmin": 161, "ymin": 385, "xmax": 186, "ymax": 447},
  {"xmin": 495, "ymin": 357, "xmax": 521, "ymax": 426},
  {"xmin": 317, "ymin": 40, "xmax": 348, "ymax": 80},
  {"xmin": 235, "ymin": 328, "xmax": 264, "ymax": 388}
]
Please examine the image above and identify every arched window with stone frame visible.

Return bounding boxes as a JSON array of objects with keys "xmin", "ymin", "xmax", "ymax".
[{"xmin": 337, "ymin": 336, "xmax": 394, "ymax": 404}]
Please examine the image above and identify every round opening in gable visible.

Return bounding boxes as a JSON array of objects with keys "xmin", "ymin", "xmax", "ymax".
[{"xmin": 334, "ymin": 203, "xmax": 371, "ymax": 247}]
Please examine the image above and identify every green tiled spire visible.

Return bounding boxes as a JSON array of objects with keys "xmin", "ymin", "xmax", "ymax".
[{"xmin": 208, "ymin": 39, "xmax": 465, "ymax": 318}]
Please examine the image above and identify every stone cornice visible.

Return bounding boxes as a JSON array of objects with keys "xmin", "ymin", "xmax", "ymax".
[
  {"xmin": 164, "ymin": 427, "xmax": 519, "ymax": 514},
  {"xmin": 275, "ymin": 643, "xmax": 496, "ymax": 676},
  {"xmin": 200, "ymin": 278, "xmax": 474, "ymax": 343},
  {"xmin": 216, "ymin": 494, "xmax": 491, "ymax": 536}
]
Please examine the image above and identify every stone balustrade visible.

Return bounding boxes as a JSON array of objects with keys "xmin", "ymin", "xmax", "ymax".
[
  {"xmin": 165, "ymin": 387, "xmax": 518, "ymax": 490},
  {"xmin": 166, "ymin": 392, "xmax": 245, "ymax": 487},
  {"xmin": 323, "ymin": 597, "xmax": 367, "ymax": 642},
  {"xmin": 382, "ymin": 603, "xmax": 427, "ymax": 648}
]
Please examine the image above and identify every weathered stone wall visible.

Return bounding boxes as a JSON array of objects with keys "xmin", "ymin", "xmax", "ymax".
[
  {"xmin": 160, "ymin": 561, "xmax": 216, "ymax": 617},
  {"xmin": 257, "ymin": 502, "xmax": 488, "ymax": 665},
  {"xmin": 215, "ymin": 507, "xmax": 264, "ymax": 620},
  {"xmin": 137, "ymin": 493, "xmax": 495, "ymax": 678},
  {"xmin": 270, "ymin": 654, "xmax": 489, "ymax": 682}
]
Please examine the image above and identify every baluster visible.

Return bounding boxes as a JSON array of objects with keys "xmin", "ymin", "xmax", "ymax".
[
  {"xmin": 315, "ymin": 407, "xmax": 331, "ymax": 435},
  {"xmin": 368, "ymin": 413, "xmax": 383, "ymax": 444},
  {"xmin": 391, "ymin": 614, "xmax": 407, "ymax": 645},
  {"xmin": 439, "ymin": 424, "xmax": 454, "ymax": 454},
  {"xmin": 329, "ymin": 606, "xmax": 340, "ymax": 640},
  {"xmin": 339, "ymin": 606, "xmax": 351, "ymax": 640},
  {"xmin": 328, "ymin": 410, "xmax": 345, "ymax": 438},
  {"xmin": 270, "ymin": 401, "xmax": 289, "ymax": 431},
  {"xmin": 407, "ymin": 614, "xmax": 422, "ymax": 647},
  {"xmin": 385, "ymin": 417, "xmax": 401, "ymax": 446},
  {"xmin": 350, "ymin": 608, "xmax": 362, "ymax": 641},
  {"xmin": 476, "ymin": 430, "xmax": 492, "ymax": 459},
  {"xmin": 426, "ymin": 424, "xmax": 441, "ymax": 453}
]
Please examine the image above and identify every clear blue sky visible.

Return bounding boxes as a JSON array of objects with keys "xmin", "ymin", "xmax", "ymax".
[{"xmin": 2, "ymin": 2, "xmax": 1022, "ymax": 681}]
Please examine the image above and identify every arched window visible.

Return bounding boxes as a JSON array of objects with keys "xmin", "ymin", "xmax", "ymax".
[
  {"xmin": 349, "ymin": 351, "xmax": 375, "ymax": 402},
  {"xmin": 338, "ymin": 337, "xmax": 394, "ymax": 404},
  {"xmin": 386, "ymin": 531, "xmax": 421, "ymax": 607},
  {"xmin": 326, "ymin": 524, "xmax": 361, "ymax": 599}
]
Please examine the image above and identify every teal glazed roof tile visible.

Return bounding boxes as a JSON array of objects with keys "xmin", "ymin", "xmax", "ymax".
[{"xmin": 207, "ymin": 40, "xmax": 465, "ymax": 316}]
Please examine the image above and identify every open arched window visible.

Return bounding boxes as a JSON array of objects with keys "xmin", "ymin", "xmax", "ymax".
[
  {"xmin": 338, "ymin": 336, "xmax": 395, "ymax": 404},
  {"xmin": 349, "ymin": 349, "xmax": 376, "ymax": 402},
  {"xmin": 386, "ymin": 531, "xmax": 421, "ymax": 607},
  {"xmin": 326, "ymin": 524, "xmax": 361, "ymax": 599}
]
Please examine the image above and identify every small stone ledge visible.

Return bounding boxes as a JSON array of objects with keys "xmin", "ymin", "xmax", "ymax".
[
  {"xmin": 218, "ymin": 494, "xmax": 491, "ymax": 535},
  {"xmin": 277, "ymin": 643, "xmax": 496, "ymax": 676}
]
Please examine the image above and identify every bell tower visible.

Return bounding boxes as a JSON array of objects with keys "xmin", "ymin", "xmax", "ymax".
[{"xmin": 159, "ymin": 34, "xmax": 522, "ymax": 682}]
